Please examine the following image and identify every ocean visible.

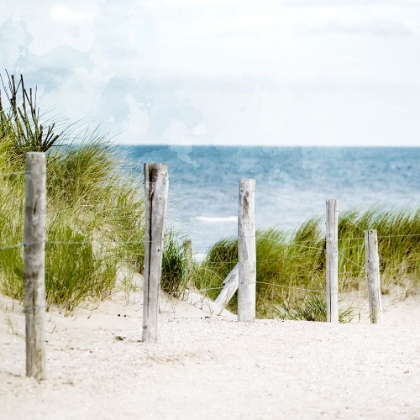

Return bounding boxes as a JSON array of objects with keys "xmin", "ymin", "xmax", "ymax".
[{"xmin": 119, "ymin": 146, "xmax": 420, "ymax": 257}]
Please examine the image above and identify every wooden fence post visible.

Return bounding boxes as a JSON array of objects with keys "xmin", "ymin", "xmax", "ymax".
[
  {"xmin": 238, "ymin": 179, "xmax": 256, "ymax": 322},
  {"xmin": 183, "ymin": 239, "xmax": 193, "ymax": 288},
  {"xmin": 183, "ymin": 239, "xmax": 192, "ymax": 261},
  {"xmin": 215, "ymin": 263, "xmax": 239, "ymax": 307},
  {"xmin": 365, "ymin": 229, "xmax": 382, "ymax": 324},
  {"xmin": 24, "ymin": 152, "xmax": 47, "ymax": 380},
  {"xmin": 326, "ymin": 199, "xmax": 338, "ymax": 323},
  {"xmin": 142, "ymin": 163, "xmax": 168, "ymax": 343}
]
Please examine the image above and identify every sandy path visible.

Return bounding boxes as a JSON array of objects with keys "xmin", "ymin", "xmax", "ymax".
[{"xmin": 2, "ymin": 289, "xmax": 420, "ymax": 420}]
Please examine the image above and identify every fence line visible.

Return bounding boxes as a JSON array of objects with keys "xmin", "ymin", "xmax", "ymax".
[
  {"xmin": 0, "ymin": 240, "xmax": 369, "ymax": 254},
  {"xmin": 339, "ymin": 244, "xmax": 365, "ymax": 250},
  {"xmin": 3, "ymin": 153, "xmax": 420, "ymax": 388},
  {"xmin": 0, "ymin": 171, "xmax": 27, "ymax": 176},
  {"xmin": 0, "ymin": 234, "xmax": 414, "ymax": 257},
  {"xmin": 5, "ymin": 167, "xmax": 411, "ymax": 245},
  {"xmin": 257, "ymin": 189, "xmax": 325, "ymax": 208},
  {"xmin": 3, "ymin": 168, "xmax": 418, "ymax": 241},
  {"xmin": 0, "ymin": 243, "xmax": 24, "ymax": 250},
  {"xmin": 378, "ymin": 233, "xmax": 420, "ymax": 238},
  {"xmin": 1, "ymin": 164, "xmax": 417, "ymax": 303},
  {"xmin": 255, "ymin": 236, "xmax": 325, "ymax": 251},
  {"xmin": 205, "ymin": 255, "xmax": 321, "ymax": 264},
  {"xmin": 171, "ymin": 181, "xmax": 237, "ymax": 197},
  {"xmin": 196, "ymin": 282, "xmax": 338, "ymax": 296},
  {"xmin": 193, "ymin": 286, "xmax": 225, "ymax": 293},
  {"xmin": 256, "ymin": 281, "xmax": 324, "ymax": 294},
  {"xmin": 193, "ymin": 282, "xmax": 325, "ymax": 297},
  {"xmin": 338, "ymin": 251, "xmax": 365, "ymax": 269},
  {"xmin": 172, "ymin": 182, "xmax": 328, "ymax": 209},
  {"xmin": 0, "ymin": 239, "xmax": 372, "ymax": 257}
]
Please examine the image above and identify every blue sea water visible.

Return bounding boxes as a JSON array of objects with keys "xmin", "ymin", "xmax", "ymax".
[{"xmin": 119, "ymin": 146, "xmax": 420, "ymax": 256}]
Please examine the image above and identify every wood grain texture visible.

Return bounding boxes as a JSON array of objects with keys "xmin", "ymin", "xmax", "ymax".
[
  {"xmin": 238, "ymin": 179, "xmax": 256, "ymax": 322},
  {"xmin": 326, "ymin": 199, "xmax": 339, "ymax": 323},
  {"xmin": 215, "ymin": 263, "xmax": 239, "ymax": 307},
  {"xmin": 365, "ymin": 229, "xmax": 383, "ymax": 324},
  {"xmin": 24, "ymin": 152, "xmax": 47, "ymax": 380},
  {"xmin": 142, "ymin": 163, "xmax": 168, "ymax": 343}
]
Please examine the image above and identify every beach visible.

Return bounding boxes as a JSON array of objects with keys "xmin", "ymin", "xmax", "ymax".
[{"xmin": 2, "ymin": 273, "xmax": 420, "ymax": 420}]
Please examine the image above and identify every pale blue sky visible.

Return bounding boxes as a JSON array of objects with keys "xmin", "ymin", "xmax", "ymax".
[{"xmin": 1, "ymin": 0, "xmax": 419, "ymax": 146}]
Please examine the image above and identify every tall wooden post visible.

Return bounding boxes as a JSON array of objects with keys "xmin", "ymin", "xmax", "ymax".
[
  {"xmin": 238, "ymin": 179, "xmax": 256, "ymax": 322},
  {"xmin": 142, "ymin": 163, "xmax": 168, "ymax": 343},
  {"xmin": 326, "ymin": 199, "xmax": 338, "ymax": 323},
  {"xmin": 365, "ymin": 229, "xmax": 382, "ymax": 324},
  {"xmin": 24, "ymin": 152, "xmax": 47, "ymax": 380}
]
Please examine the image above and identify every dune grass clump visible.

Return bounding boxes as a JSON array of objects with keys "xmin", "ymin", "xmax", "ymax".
[
  {"xmin": 0, "ymin": 72, "xmax": 193, "ymax": 311},
  {"xmin": 193, "ymin": 208, "xmax": 420, "ymax": 321},
  {"xmin": 160, "ymin": 231, "xmax": 193, "ymax": 298},
  {"xmin": 338, "ymin": 208, "xmax": 420, "ymax": 293},
  {"xmin": 0, "ymin": 73, "xmax": 145, "ymax": 312},
  {"xmin": 193, "ymin": 223, "xmax": 326, "ymax": 319},
  {"xmin": 0, "ymin": 137, "xmax": 145, "ymax": 312}
]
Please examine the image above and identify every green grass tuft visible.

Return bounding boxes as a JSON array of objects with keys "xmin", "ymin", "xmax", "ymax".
[
  {"xmin": 193, "ymin": 209, "xmax": 420, "ymax": 321},
  {"xmin": 0, "ymin": 73, "xmax": 146, "ymax": 313}
]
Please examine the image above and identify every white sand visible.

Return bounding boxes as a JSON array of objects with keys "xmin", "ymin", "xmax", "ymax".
[{"xmin": 2, "ymin": 274, "xmax": 420, "ymax": 420}]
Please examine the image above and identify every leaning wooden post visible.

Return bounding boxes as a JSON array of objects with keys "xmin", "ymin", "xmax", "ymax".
[
  {"xmin": 215, "ymin": 263, "xmax": 239, "ymax": 307},
  {"xmin": 326, "ymin": 199, "xmax": 339, "ymax": 323},
  {"xmin": 238, "ymin": 179, "xmax": 256, "ymax": 322},
  {"xmin": 365, "ymin": 229, "xmax": 382, "ymax": 324},
  {"xmin": 24, "ymin": 152, "xmax": 47, "ymax": 380},
  {"xmin": 142, "ymin": 163, "xmax": 168, "ymax": 343}
]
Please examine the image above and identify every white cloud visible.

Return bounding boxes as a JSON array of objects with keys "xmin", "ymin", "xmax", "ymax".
[
  {"xmin": 163, "ymin": 119, "xmax": 190, "ymax": 145},
  {"xmin": 162, "ymin": 0, "xmax": 243, "ymax": 4},
  {"xmin": 124, "ymin": 94, "xmax": 150, "ymax": 139},
  {"xmin": 213, "ymin": 5, "xmax": 418, "ymax": 36},
  {"xmin": 50, "ymin": 4, "xmax": 92, "ymax": 25},
  {"xmin": 2, "ymin": 0, "xmax": 420, "ymax": 146},
  {"xmin": 192, "ymin": 123, "xmax": 206, "ymax": 136}
]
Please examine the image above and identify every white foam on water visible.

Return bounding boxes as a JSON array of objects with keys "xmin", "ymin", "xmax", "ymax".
[{"xmin": 193, "ymin": 216, "xmax": 238, "ymax": 223}]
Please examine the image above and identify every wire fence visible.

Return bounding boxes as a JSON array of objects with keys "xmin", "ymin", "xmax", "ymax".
[
  {"xmin": 0, "ymin": 171, "xmax": 27, "ymax": 176},
  {"xmin": 0, "ymin": 166, "xmax": 418, "ymax": 307},
  {"xmin": 0, "ymin": 171, "xmax": 416, "ymax": 253}
]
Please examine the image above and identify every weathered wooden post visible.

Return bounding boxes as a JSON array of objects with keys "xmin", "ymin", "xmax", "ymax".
[
  {"xmin": 238, "ymin": 179, "xmax": 256, "ymax": 322},
  {"xmin": 215, "ymin": 263, "xmax": 239, "ymax": 307},
  {"xmin": 365, "ymin": 229, "xmax": 382, "ymax": 324},
  {"xmin": 24, "ymin": 152, "xmax": 47, "ymax": 380},
  {"xmin": 183, "ymin": 239, "xmax": 193, "ymax": 288},
  {"xmin": 326, "ymin": 199, "xmax": 339, "ymax": 323},
  {"xmin": 142, "ymin": 163, "xmax": 168, "ymax": 343},
  {"xmin": 183, "ymin": 239, "xmax": 192, "ymax": 261}
]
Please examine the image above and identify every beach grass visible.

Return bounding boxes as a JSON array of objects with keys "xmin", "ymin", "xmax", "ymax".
[
  {"xmin": 0, "ymin": 72, "xmax": 199, "ymax": 312},
  {"xmin": 192, "ymin": 209, "xmax": 420, "ymax": 320},
  {"xmin": 0, "ymin": 74, "xmax": 146, "ymax": 311},
  {"xmin": 0, "ymin": 135, "xmax": 145, "ymax": 312},
  {"xmin": 1, "ymin": 73, "xmax": 420, "ymax": 319}
]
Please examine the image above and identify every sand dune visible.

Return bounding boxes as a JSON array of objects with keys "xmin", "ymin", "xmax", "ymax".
[{"xmin": 1, "ymin": 274, "xmax": 420, "ymax": 419}]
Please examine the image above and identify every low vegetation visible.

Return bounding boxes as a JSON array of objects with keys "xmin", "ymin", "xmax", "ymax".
[
  {"xmin": 192, "ymin": 209, "xmax": 420, "ymax": 321},
  {"xmin": 0, "ymin": 73, "xmax": 144, "ymax": 312},
  {"xmin": 1, "ymin": 73, "xmax": 419, "ymax": 322}
]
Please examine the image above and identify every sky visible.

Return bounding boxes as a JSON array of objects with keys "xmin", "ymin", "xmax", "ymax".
[{"xmin": 0, "ymin": 0, "xmax": 420, "ymax": 146}]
